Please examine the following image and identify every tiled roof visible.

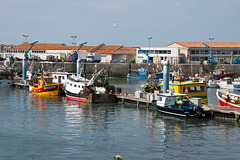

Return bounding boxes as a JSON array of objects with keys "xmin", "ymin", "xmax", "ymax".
[
  {"xmin": 12, "ymin": 43, "xmax": 95, "ymax": 51},
  {"xmin": 13, "ymin": 43, "xmax": 67, "ymax": 50},
  {"xmin": 113, "ymin": 46, "xmax": 136, "ymax": 55},
  {"xmin": 168, "ymin": 42, "xmax": 240, "ymax": 48},
  {"xmin": 92, "ymin": 45, "xmax": 123, "ymax": 54},
  {"xmin": 58, "ymin": 45, "xmax": 95, "ymax": 51},
  {"xmin": 10, "ymin": 43, "xmax": 136, "ymax": 54}
]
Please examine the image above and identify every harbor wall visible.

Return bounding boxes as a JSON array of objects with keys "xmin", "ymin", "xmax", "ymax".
[{"xmin": 1, "ymin": 61, "xmax": 240, "ymax": 77}]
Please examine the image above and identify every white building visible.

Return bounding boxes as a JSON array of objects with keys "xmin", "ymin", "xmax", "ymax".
[{"xmin": 136, "ymin": 47, "xmax": 180, "ymax": 64}]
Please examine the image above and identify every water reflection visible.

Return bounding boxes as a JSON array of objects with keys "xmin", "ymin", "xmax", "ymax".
[{"xmin": 29, "ymin": 94, "xmax": 63, "ymax": 111}]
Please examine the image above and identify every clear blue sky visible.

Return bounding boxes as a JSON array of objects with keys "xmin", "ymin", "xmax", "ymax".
[{"xmin": 0, "ymin": 0, "xmax": 239, "ymax": 47}]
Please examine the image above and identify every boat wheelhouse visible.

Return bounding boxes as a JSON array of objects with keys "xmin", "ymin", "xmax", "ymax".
[{"xmin": 216, "ymin": 78, "xmax": 235, "ymax": 89}]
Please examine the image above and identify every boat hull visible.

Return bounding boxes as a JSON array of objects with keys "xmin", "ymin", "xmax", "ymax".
[
  {"xmin": 216, "ymin": 90, "xmax": 240, "ymax": 109},
  {"xmin": 65, "ymin": 91, "xmax": 116, "ymax": 103},
  {"xmin": 155, "ymin": 105, "xmax": 202, "ymax": 118},
  {"xmin": 30, "ymin": 84, "xmax": 62, "ymax": 96}
]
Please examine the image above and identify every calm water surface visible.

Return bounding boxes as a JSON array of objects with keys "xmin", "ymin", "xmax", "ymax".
[{"xmin": 1, "ymin": 79, "xmax": 240, "ymax": 160}]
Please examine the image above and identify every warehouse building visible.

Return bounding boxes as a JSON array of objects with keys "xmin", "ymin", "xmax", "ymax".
[{"xmin": 168, "ymin": 42, "xmax": 240, "ymax": 64}]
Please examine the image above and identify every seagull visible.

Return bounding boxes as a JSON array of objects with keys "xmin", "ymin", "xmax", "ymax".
[{"xmin": 113, "ymin": 21, "xmax": 117, "ymax": 28}]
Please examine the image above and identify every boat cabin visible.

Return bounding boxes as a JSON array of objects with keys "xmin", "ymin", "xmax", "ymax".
[
  {"xmin": 35, "ymin": 76, "xmax": 53, "ymax": 86},
  {"xmin": 156, "ymin": 93, "xmax": 186, "ymax": 107},
  {"xmin": 221, "ymin": 78, "xmax": 233, "ymax": 85},
  {"xmin": 50, "ymin": 72, "xmax": 76, "ymax": 84},
  {"xmin": 156, "ymin": 93, "xmax": 193, "ymax": 110}
]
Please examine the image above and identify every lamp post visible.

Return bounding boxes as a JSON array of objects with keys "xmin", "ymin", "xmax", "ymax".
[
  {"xmin": 209, "ymin": 37, "xmax": 214, "ymax": 54},
  {"xmin": 23, "ymin": 35, "xmax": 28, "ymax": 53},
  {"xmin": 147, "ymin": 36, "xmax": 152, "ymax": 55},
  {"xmin": 71, "ymin": 35, "xmax": 77, "ymax": 51}
]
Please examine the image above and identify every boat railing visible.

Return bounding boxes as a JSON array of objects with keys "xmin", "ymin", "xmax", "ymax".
[{"xmin": 68, "ymin": 76, "xmax": 88, "ymax": 83}]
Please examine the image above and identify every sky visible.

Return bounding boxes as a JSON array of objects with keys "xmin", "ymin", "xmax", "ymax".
[{"xmin": 0, "ymin": 0, "xmax": 240, "ymax": 47}]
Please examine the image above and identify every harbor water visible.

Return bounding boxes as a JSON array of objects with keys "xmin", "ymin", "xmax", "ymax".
[{"xmin": 1, "ymin": 78, "xmax": 240, "ymax": 160}]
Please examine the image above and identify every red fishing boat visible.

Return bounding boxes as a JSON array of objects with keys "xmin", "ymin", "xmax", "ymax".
[
  {"xmin": 213, "ymin": 69, "xmax": 235, "ymax": 80},
  {"xmin": 216, "ymin": 90, "xmax": 240, "ymax": 109}
]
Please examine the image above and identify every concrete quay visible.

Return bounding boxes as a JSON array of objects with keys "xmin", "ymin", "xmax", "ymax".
[{"xmin": 2, "ymin": 61, "xmax": 240, "ymax": 77}]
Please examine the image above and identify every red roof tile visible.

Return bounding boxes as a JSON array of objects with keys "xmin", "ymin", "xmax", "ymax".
[
  {"xmin": 168, "ymin": 42, "xmax": 240, "ymax": 48},
  {"xmin": 11, "ymin": 43, "xmax": 136, "ymax": 54}
]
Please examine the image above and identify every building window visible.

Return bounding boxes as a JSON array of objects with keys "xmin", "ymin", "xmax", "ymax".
[
  {"xmin": 138, "ymin": 50, "xmax": 154, "ymax": 54},
  {"xmin": 233, "ymin": 51, "xmax": 240, "ymax": 55}
]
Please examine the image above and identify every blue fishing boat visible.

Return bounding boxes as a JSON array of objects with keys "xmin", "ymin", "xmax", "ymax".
[{"xmin": 127, "ymin": 68, "xmax": 163, "ymax": 79}]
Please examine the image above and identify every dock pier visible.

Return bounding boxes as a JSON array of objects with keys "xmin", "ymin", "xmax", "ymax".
[
  {"xmin": 116, "ymin": 94, "xmax": 154, "ymax": 108},
  {"xmin": 12, "ymin": 82, "xmax": 29, "ymax": 89},
  {"xmin": 202, "ymin": 105, "xmax": 240, "ymax": 121}
]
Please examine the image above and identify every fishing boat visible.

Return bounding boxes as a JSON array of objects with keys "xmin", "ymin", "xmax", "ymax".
[
  {"xmin": 216, "ymin": 90, "xmax": 240, "ymax": 109},
  {"xmin": 216, "ymin": 78, "xmax": 236, "ymax": 89},
  {"xmin": 233, "ymin": 78, "xmax": 240, "ymax": 89},
  {"xmin": 127, "ymin": 68, "xmax": 163, "ymax": 79},
  {"xmin": 207, "ymin": 80, "xmax": 219, "ymax": 88},
  {"xmin": 213, "ymin": 68, "xmax": 235, "ymax": 80},
  {"xmin": 64, "ymin": 68, "xmax": 116, "ymax": 103},
  {"xmin": 0, "ymin": 68, "xmax": 13, "ymax": 86},
  {"xmin": 190, "ymin": 76, "xmax": 218, "ymax": 88},
  {"xmin": 29, "ymin": 76, "xmax": 63, "ymax": 96},
  {"xmin": 153, "ymin": 81, "xmax": 208, "ymax": 104},
  {"xmin": 154, "ymin": 90, "xmax": 203, "ymax": 118}
]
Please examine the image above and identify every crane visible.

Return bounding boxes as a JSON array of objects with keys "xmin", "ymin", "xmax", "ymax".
[
  {"xmin": 136, "ymin": 47, "xmax": 150, "ymax": 63},
  {"xmin": 72, "ymin": 42, "xmax": 87, "ymax": 63},
  {"xmin": 24, "ymin": 41, "xmax": 38, "ymax": 60},
  {"xmin": 22, "ymin": 41, "xmax": 38, "ymax": 83},
  {"xmin": 202, "ymin": 43, "xmax": 217, "ymax": 64},
  {"xmin": 87, "ymin": 67, "xmax": 105, "ymax": 86}
]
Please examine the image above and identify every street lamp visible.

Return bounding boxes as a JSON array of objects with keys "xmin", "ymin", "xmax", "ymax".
[
  {"xmin": 71, "ymin": 35, "xmax": 77, "ymax": 51},
  {"xmin": 23, "ymin": 35, "xmax": 28, "ymax": 53},
  {"xmin": 147, "ymin": 36, "xmax": 152, "ymax": 55},
  {"xmin": 209, "ymin": 37, "xmax": 214, "ymax": 54}
]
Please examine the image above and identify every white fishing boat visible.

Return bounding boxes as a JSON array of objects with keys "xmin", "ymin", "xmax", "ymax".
[
  {"xmin": 207, "ymin": 80, "xmax": 219, "ymax": 88},
  {"xmin": 190, "ymin": 77, "xmax": 218, "ymax": 88},
  {"xmin": 64, "ymin": 68, "xmax": 116, "ymax": 103},
  {"xmin": 216, "ymin": 78, "xmax": 236, "ymax": 89}
]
